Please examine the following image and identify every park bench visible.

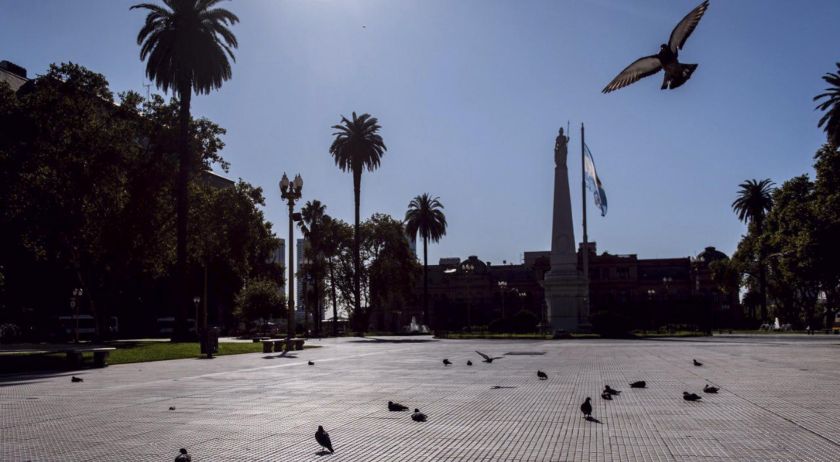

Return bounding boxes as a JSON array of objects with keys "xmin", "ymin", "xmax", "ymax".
[
  {"xmin": 261, "ymin": 338, "xmax": 306, "ymax": 353},
  {"xmin": 62, "ymin": 347, "xmax": 116, "ymax": 368}
]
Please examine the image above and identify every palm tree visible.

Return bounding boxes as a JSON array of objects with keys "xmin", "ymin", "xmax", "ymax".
[
  {"xmin": 329, "ymin": 113, "xmax": 387, "ymax": 331},
  {"xmin": 732, "ymin": 178, "xmax": 775, "ymax": 322},
  {"xmin": 298, "ymin": 200, "xmax": 327, "ymax": 335},
  {"xmin": 815, "ymin": 62, "xmax": 840, "ymax": 146},
  {"xmin": 132, "ymin": 0, "xmax": 238, "ymax": 339},
  {"xmin": 405, "ymin": 193, "xmax": 447, "ymax": 329}
]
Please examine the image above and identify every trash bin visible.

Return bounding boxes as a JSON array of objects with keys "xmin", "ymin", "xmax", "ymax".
[{"xmin": 200, "ymin": 327, "xmax": 219, "ymax": 357}]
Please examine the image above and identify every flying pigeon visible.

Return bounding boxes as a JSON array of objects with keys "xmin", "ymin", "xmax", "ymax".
[
  {"xmin": 476, "ymin": 351, "xmax": 503, "ymax": 363},
  {"xmin": 683, "ymin": 392, "xmax": 702, "ymax": 402},
  {"xmin": 537, "ymin": 370, "xmax": 548, "ymax": 380},
  {"xmin": 693, "ymin": 359, "xmax": 703, "ymax": 367},
  {"xmin": 315, "ymin": 426, "xmax": 334, "ymax": 453},
  {"xmin": 169, "ymin": 406, "xmax": 176, "ymax": 411},
  {"xmin": 580, "ymin": 397, "xmax": 593, "ymax": 417},
  {"xmin": 388, "ymin": 401, "xmax": 409, "ymax": 411},
  {"xmin": 71, "ymin": 376, "xmax": 83, "ymax": 383},
  {"xmin": 466, "ymin": 360, "xmax": 473, "ymax": 366},
  {"xmin": 604, "ymin": 385, "xmax": 621, "ymax": 396},
  {"xmin": 443, "ymin": 359, "xmax": 452, "ymax": 366},
  {"xmin": 602, "ymin": 0, "xmax": 709, "ymax": 93},
  {"xmin": 601, "ymin": 391, "xmax": 613, "ymax": 401},
  {"xmin": 630, "ymin": 381, "xmax": 646, "ymax": 389},
  {"xmin": 308, "ymin": 360, "xmax": 314, "ymax": 366},
  {"xmin": 412, "ymin": 408, "xmax": 427, "ymax": 422},
  {"xmin": 703, "ymin": 384, "xmax": 719, "ymax": 394},
  {"xmin": 174, "ymin": 448, "xmax": 191, "ymax": 462}
]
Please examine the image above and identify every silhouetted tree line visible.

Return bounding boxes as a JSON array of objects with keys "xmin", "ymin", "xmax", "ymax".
[
  {"xmin": 0, "ymin": 64, "xmax": 282, "ymax": 341},
  {"xmin": 717, "ymin": 62, "xmax": 840, "ymax": 330}
]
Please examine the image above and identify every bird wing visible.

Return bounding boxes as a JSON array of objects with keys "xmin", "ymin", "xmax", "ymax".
[
  {"xmin": 669, "ymin": 0, "xmax": 709, "ymax": 53},
  {"xmin": 475, "ymin": 351, "xmax": 491, "ymax": 361},
  {"xmin": 602, "ymin": 55, "xmax": 662, "ymax": 93}
]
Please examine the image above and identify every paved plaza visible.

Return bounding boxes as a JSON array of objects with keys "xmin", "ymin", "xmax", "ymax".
[{"xmin": 2, "ymin": 335, "xmax": 839, "ymax": 461}]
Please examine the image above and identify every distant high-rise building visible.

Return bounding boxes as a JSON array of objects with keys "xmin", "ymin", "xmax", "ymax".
[{"xmin": 267, "ymin": 239, "xmax": 286, "ymax": 288}]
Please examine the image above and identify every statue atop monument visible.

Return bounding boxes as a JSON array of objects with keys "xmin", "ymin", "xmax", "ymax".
[{"xmin": 554, "ymin": 127, "xmax": 569, "ymax": 167}]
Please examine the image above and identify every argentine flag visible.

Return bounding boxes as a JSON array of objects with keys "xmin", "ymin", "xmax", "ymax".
[{"xmin": 583, "ymin": 143, "xmax": 608, "ymax": 217}]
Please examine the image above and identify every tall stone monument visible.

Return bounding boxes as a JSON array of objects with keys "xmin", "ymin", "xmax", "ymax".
[{"xmin": 543, "ymin": 128, "xmax": 588, "ymax": 332}]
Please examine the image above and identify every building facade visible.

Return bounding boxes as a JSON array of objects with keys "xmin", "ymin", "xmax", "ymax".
[{"xmin": 396, "ymin": 243, "xmax": 740, "ymax": 333}]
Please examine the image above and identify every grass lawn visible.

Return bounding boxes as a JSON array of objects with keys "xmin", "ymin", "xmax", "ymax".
[
  {"xmin": 0, "ymin": 342, "xmax": 318, "ymax": 372},
  {"xmin": 106, "ymin": 341, "xmax": 267, "ymax": 365}
]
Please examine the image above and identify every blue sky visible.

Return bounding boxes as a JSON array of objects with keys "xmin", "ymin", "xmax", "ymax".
[{"xmin": 2, "ymin": 0, "xmax": 837, "ymax": 266}]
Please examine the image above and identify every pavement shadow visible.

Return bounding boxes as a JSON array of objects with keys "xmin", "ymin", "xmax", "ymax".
[
  {"xmin": 348, "ymin": 338, "xmax": 436, "ymax": 344},
  {"xmin": 261, "ymin": 352, "xmax": 298, "ymax": 359},
  {"xmin": 0, "ymin": 370, "xmax": 79, "ymax": 385}
]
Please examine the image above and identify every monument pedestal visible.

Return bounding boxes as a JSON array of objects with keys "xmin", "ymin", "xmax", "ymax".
[
  {"xmin": 543, "ymin": 127, "xmax": 589, "ymax": 333},
  {"xmin": 543, "ymin": 271, "xmax": 588, "ymax": 333}
]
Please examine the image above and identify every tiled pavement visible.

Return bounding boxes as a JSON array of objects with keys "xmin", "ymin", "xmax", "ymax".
[{"xmin": 2, "ymin": 335, "xmax": 839, "ymax": 461}]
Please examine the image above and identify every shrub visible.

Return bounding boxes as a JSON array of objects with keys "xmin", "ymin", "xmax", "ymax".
[{"xmin": 234, "ymin": 279, "xmax": 286, "ymax": 330}]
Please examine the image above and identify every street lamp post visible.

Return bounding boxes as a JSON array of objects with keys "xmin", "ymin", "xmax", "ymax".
[
  {"xmin": 71, "ymin": 288, "xmax": 83, "ymax": 343},
  {"xmin": 662, "ymin": 277, "xmax": 673, "ymax": 333},
  {"xmin": 497, "ymin": 280, "xmax": 507, "ymax": 320},
  {"xmin": 193, "ymin": 296, "xmax": 200, "ymax": 337},
  {"xmin": 280, "ymin": 173, "xmax": 303, "ymax": 347}
]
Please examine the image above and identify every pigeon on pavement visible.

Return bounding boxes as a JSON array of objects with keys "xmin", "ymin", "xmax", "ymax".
[
  {"xmin": 466, "ymin": 360, "xmax": 472, "ymax": 366},
  {"xmin": 602, "ymin": 0, "xmax": 709, "ymax": 93},
  {"xmin": 443, "ymin": 359, "xmax": 452, "ymax": 366},
  {"xmin": 308, "ymin": 360, "xmax": 314, "ymax": 366},
  {"xmin": 412, "ymin": 408, "xmax": 427, "ymax": 422},
  {"xmin": 537, "ymin": 370, "xmax": 548, "ymax": 380},
  {"xmin": 683, "ymin": 392, "xmax": 702, "ymax": 402},
  {"xmin": 315, "ymin": 426, "xmax": 334, "ymax": 453},
  {"xmin": 174, "ymin": 448, "xmax": 191, "ymax": 462},
  {"xmin": 601, "ymin": 391, "xmax": 613, "ymax": 401},
  {"xmin": 580, "ymin": 397, "xmax": 593, "ymax": 417},
  {"xmin": 604, "ymin": 385, "xmax": 621, "ymax": 396},
  {"xmin": 71, "ymin": 376, "xmax": 83, "ymax": 383},
  {"xmin": 630, "ymin": 381, "xmax": 646, "ymax": 388},
  {"xmin": 703, "ymin": 384, "xmax": 719, "ymax": 394},
  {"xmin": 693, "ymin": 359, "xmax": 703, "ymax": 367},
  {"xmin": 388, "ymin": 401, "xmax": 409, "ymax": 411}
]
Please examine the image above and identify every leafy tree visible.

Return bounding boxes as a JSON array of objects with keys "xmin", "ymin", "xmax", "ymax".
[
  {"xmin": 190, "ymin": 181, "xmax": 283, "ymax": 330},
  {"xmin": 329, "ymin": 113, "xmax": 387, "ymax": 330},
  {"xmin": 812, "ymin": 145, "xmax": 840, "ymax": 327},
  {"xmin": 732, "ymin": 178, "xmax": 775, "ymax": 321},
  {"xmin": 404, "ymin": 193, "xmax": 448, "ymax": 328},
  {"xmin": 298, "ymin": 200, "xmax": 328, "ymax": 335},
  {"xmin": 814, "ymin": 63, "xmax": 840, "ymax": 147},
  {"xmin": 320, "ymin": 216, "xmax": 353, "ymax": 335},
  {"xmin": 234, "ymin": 279, "xmax": 285, "ymax": 333},
  {"xmin": 364, "ymin": 214, "xmax": 420, "ymax": 333},
  {"xmin": 763, "ymin": 176, "xmax": 820, "ymax": 328},
  {"xmin": 0, "ymin": 63, "xmax": 279, "ymax": 340},
  {"xmin": 132, "ymin": 0, "xmax": 239, "ymax": 340}
]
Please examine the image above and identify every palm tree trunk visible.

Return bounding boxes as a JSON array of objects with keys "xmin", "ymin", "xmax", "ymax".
[
  {"xmin": 174, "ymin": 82, "xmax": 192, "ymax": 341},
  {"xmin": 329, "ymin": 258, "xmax": 338, "ymax": 336},
  {"xmin": 353, "ymin": 168, "xmax": 362, "ymax": 333},
  {"xmin": 423, "ymin": 236, "xmax": 429, "ymax": 328}
]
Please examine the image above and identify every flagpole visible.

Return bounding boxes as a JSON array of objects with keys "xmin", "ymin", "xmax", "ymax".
[{"xmin": 581, "ymin": 123, "xmax": 590, "ymax": 320}]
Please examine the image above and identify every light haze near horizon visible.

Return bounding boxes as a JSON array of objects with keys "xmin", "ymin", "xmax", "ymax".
[{"xmin": 1, "ymin": 0, "xmax": 836, "ymax": 267}]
